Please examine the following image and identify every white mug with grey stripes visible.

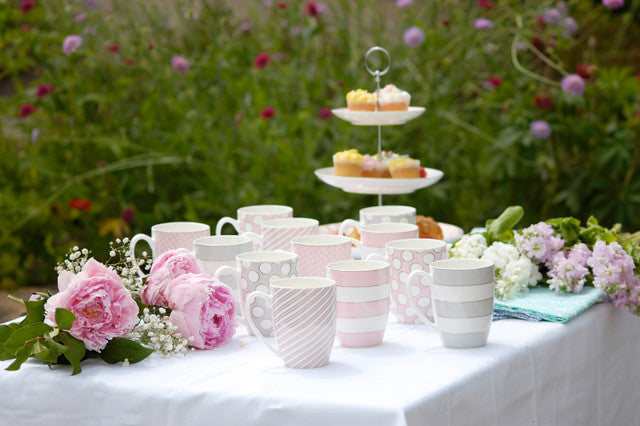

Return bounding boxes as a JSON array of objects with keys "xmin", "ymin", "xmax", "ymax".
[
  {"xmin": 406, "ymin": 258, "xmax": 495, "ymax": 348},
  {"xmin": 242, "ymin": 218, "xmax": 319, "ymax": 251}
]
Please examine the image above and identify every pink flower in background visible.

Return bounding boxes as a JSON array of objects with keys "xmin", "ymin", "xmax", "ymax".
[
  {"xmin": 121, "ymin": 207, "xmax": 135, "ymax": 224},
  {"xmin": 396, "ymin": 0, "xmax": 412, "ymax": 7},
  {"xmin": 62, "ymin": 35, "xmax": 82, "ymax": 56},
  {"xmin": 542, "ymin": 8, "xmax": 562, "ymax": 25},
  {"xmin": 403, "ymin": 26, "xmax": 425, "ymax": 47},
  {"xmin": 19, "ymin": 104, "xmax": 35, "ymax": 118},
  {"xmin": 123, "ymin": 58, "xmax": 135, "ymax": 65},
  {"xmin": 75, "ymin": 12, "xmax": 87, "ymax": 22},
  {"xmin": 534, "ymin": 93, "xmax": 553, "ymax": 110},
  {"xmin": 239, "ymin": 22, "xmax": 252, "ymax": 32},
  {"xmin": 165, "ymin": 273, "xmax": 237, "ymax": 350},
  {"xmin": 36, "ymin": 84, "xmax": 53, "ymax": 98},
  {"xmin": 44, "ymin": 259, "xmax": 139, "ymax": 352},
  {"xmin": 318, "ymin": 107, "xmax": 332, "ymax": 120},
  {"xmin": 488, "ymin": 76, "xmax": 502, "ymax": 88},
  {"xmin": 603, "ymin": 0, "xmax": 624, "ymax": 9},
  {"xmin": 260, "ymin": 106, "xmax": 276, "ymax": 119},
  {"xmin": 305, "ymin": 1, "xmax": 320, "ymax": 16},
  {"xmin": 276, "ymin": 2, "xmax": 288, "ymax": 8},
  {"xmin": 576, "ymin": 63, "xmax": 597, "ymax": 80},
  {"xmin": 140, "ymin": 250, "xmax": 203, "ymax": 307},
  {"xmin": 254, "ymin": 52, "xmax": 271, "ymax": 68},
  {"xmin": 530, "ymin": 120, "xmax": 552, "ymax": 139},
  {"xmin": 475, "ymin": 18, "xmax": 493, "ymax": 30},
  {"xmin": 558, "ymin": 1, "xmax": 568, "ymax": 14},
  {"xmin": 562, "ymin": 17, "xmax": 578, "ymax": 37},
  {"xmin": 171, "ymin": 55, "xmax": 190, "ymax": 73},
  {"xmin": 20, "ymin": 0, "xmax": 36, "ymax": 13},
  {"xmin": 477, "ymin": 0, "xmax": 493, "ymax": 9},
  {"xmin": 108, "ymin": 44, "xmax": 121, "ymax": 52},
  {"xmin": 561, "ymin": 74, "xmax": 585, "ymax": 96}
]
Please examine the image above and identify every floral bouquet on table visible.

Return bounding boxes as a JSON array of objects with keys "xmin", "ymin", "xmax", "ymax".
[
  {"xmin": 0, "ymin": 239, "xmax": 237, "ymax": 375},
  {"xmin": 450, "ymin": 206, "xmax": 640, "ymax": 316}
]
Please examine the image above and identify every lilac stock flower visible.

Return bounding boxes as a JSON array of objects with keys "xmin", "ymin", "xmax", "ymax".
[
  {"xmin": 530, "ymin": 120, "xmax": 552, "ymax": 139},
  {"xmin": 547, "ymin": 244, "xmax": 591, "ymax": 293},
  {"xmin": 603, "ymin": 0, "xmax": 624, "ymax": 9},
  {"xmin": 562, "ymin": 17, "xmax": 578, "ymax": 38},
  {"xmin": 561, "ymin": 74, "xmax": 585, "ymax": 96},
  {"xmin": 474, "ymin": 18, "xmax": 493, "ymax": 30},
  {"xmin": 62, "ymin": 35, "xmax": 82, "ymax": 56},
  {"xmin": 403, "ymin": 26, "xmax": 425, "ymax": 47},
  {"xmin": 515, "ymin": 222, "xmax": 565, "ymax": 268},
  {"xmin": 396, "ymin": 0, "xmax": 412, "ymax": 7},
  {"xmin": 543, "ymin": 8, "xmax": 562, "ymax": 25},
  {"xmin": 171, "ymin": 55, "xmax": 190, "ymax": 73}
]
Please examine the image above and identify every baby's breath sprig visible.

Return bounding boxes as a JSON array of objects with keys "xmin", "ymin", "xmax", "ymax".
[
  {"xmin": 127, "ymin": 307, "xmax": 190, "ymax": 357},
  {"xmin": 106, "ymin": 238, "xmax": 153, "ymax": 292},
  {"xmin": 56, "ymin": 245, "xmax": 91, "ymax": 274}
]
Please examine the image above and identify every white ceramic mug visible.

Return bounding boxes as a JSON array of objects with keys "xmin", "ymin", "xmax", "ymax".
[
  {"xmin": 327, "ymin": 260, "xmax": 391, "ymax": 348},
  {"xmin": 246, "ymin": 277, "xmax": 337, "ymax": 369},
  {"xmin": 129, "ymin": 222, "xmax": 210, "ymax": 276},
  {"xmin": 242, "ymin": 217, "xmax": 319, "ymax": 251},
  {"xmin": 291, "ymin": 235, "xmax": 361, "ymax": 277},
  {"xmin": 215, "ymin": 205, "xmax": 293, "ymax": 235},
  {"xmin": 406, "ymin": 258, "xmax": 495, "ymax": 348},
  {"xmin": 339, "ymin": 222, "xmax": 419, "ymax": 259},
  {"xmin": 366, "ymin": 238, "xmax": 447, "ymax": 324},
  {"xmin": 359, "ymin": 205, "xmax": 417, "ymax": 225},
  {"xmin": 214, "ymin": 251, "xmax": 297, "ymax": 337}
]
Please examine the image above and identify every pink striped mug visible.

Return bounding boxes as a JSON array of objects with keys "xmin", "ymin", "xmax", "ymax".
[
  {"xmin": 215, "ymin": 205, "xmax": 293, "ymax": 235},
  {"xmin": 327, "ymin": 260, "xmax": 391, "ymax": 347},
  {"xmin": 339, "ymin": 222, "xmax": 419, "ymax": 259},
  {"xmin": 246, "ymin": 277, "xmax": 337, "ymax": 369},
  {"xmin": 291, "ymin": 235, "xmax": 361, "ymax": 277},
  {"xmin": 242, "ymin": 218, "xmax": 319, "ymax": 251}
]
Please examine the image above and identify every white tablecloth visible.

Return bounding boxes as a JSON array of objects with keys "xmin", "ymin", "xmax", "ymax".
[{"xmin": 1, "ymin": 303, "xmax": 639, "ymax": 426}]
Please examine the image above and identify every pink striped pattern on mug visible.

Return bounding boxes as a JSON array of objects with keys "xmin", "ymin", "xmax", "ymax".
[
  {"xmin": 237, "ymin": 205, "xmax": 293, "ymax": 234},
  {"xmin": 261, "ymin": 218, "xmax": 319, "ymax": 251},
  {"xmin": 328, "ymin": 260, "xmax": 390, "ymax": 347},
  {"xmin": 272, "ymin": 283, "xmax": 337, "ymax": 369}
]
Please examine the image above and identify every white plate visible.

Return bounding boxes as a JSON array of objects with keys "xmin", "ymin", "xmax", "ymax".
[
  {"xmin": 331, "ymin": 107, "xmax": 425, "ymax": 126},
  {"xmin": 315, "ymin": 167, "xmax": 444, "ymax": 195}
]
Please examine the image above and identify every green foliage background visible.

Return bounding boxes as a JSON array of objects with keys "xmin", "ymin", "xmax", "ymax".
[{"xmin": 1, "ymin": 0, "xmax": 640, "ymax": 288}]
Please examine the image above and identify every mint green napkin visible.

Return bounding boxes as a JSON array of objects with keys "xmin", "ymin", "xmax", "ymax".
[{"xmin": 493, "ymin": 286, "xmax": 605, "ymax": 323}]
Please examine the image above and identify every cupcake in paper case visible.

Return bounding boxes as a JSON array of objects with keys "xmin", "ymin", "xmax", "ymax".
[
  {"xmin": 361, "ymin": 154, "xmax": 390, "ymax": 178},
  {"xmin": 388, "ymin": 157, "xmax": 420, "ymax": 178},
  {"xmin": 378, "ymin": 84, "xmax": 410, "ymax": 111},
  {"xmin": 333, "ymin": 149, "xmax": 364, "ymax": 177},
  {"xmin": 346, "ymin": 89, "xmax": 376, "ymax": 111}
]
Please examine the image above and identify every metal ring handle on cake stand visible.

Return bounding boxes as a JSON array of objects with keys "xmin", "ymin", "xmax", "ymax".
[{"xmin": 364, "ymin": 46, "xmax": 391, "ymax": 206}]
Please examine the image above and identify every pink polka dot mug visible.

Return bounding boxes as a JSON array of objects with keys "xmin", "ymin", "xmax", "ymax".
[{"xmin": 291, "ymin": 235, "xmax": 361, "ymax": 277}]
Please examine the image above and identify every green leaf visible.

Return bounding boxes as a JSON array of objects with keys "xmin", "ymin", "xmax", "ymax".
[
  {"xmin": 100, "ymin": 338, "xmax": 154, "ymax": 365},
  {"xmin": 547, "ymin": 217, "xmax": 582, "ymax": 246},
  {"xmin": 4, "ymin": 322, "xmax": 52, "ymax": 356},
  {"xmin": 0, "ymin": 323, "xmax": 22, "ymax": 360},
  {"xmin": 5, "ymin": 341, "xmax": 36, "ymax": 371},
  {"xmin": 23, "ymin": 299, "xmax": 46, "ymax": 324},
  {"xmin": 485, "ymin": 206, "xmax": 524, "ymax": 244},
  {"xmin": 58, "ymin": 332, "xmax": 86, "ymax": 375},
  {"xmin": 55, "ymin": 308, "xmax": 76, "ymax": 331}
]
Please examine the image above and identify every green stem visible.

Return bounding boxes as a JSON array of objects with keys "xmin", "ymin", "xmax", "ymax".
[{"xmin": 510, "ymin": 15, "xmax": 561, "ymax": 87}]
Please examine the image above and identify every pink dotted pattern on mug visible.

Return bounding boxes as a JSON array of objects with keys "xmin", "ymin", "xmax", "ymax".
[
  {"xmin": 388, "ymin": 245, "xmax": 447, "ymax": 324},
  {"xmin": 295, "ymin": 244, "xmax": 351, "ymax": 277},
  {"xmin": 155, "ymin": 230, "xmax": 210, "ymax": 256}
]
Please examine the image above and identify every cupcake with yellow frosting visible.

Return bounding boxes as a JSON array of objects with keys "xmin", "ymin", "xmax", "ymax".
[
  {"xmin": 333, "ymin": 149, "xmax": 365, "ymax": 177},
  {"xmin": 388, "ymin": 157, "xmax": 420, "ymax": 178},
  {"xmin": 346, "ymin": 89, "xmax": 376, "ymax": 111}
]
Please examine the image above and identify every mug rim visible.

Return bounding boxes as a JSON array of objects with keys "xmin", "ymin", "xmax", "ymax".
[
  {"xmin": 292, "ymin": 234, "xmax": 352, "ymax": 246},
  {"xmin": 237, "ymin": 204, "xmax": 293, "ymax": 215},
  {"xmin": 327, "ymin": 259, "xmax": 389, "ymax": 272},
  {"xmin": 194, "ymin": 235, "xmax": 253, "ymax": 246},
  {"xmin": 236, "ymin": 250, "xmax": 298, "ymax": 263},
  {"xmin": 151, "ymin": 222, "xmax": 210, "ymax": 233},
  {"xmin": 386, "ymin": 238, "xmax": 446, "ymax": 250},
  {"xmin": 270, "ymin": 277, "xmax": 335, "ymax": 290},
  {"xmin": 431, "ymin": 258, "xmax": 494, "ymax": 270},
  {"xmin": 362, "ymin": 223, "xmax": 419, "ymax": 233},
  {"xmin": 360, "ymin": 205, "xmax": 416, "ymax": 215},
  {"xmin": 262, "ymin": 217, "xmax": 319, "ymax": 229}
]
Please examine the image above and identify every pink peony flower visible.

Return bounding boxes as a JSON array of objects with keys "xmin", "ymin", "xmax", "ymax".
[
  {"xmin": 603, "ymin": 0, "xmax": 624, "ymax": 9},
  {"xmin": 165, "ymin": 273, "xmax": 237, "ymax": 350},
  {"xmin": 474, "ymin": 18, "xmax": 493, "ymax": 30},
  {"xmin": 36, "ymin": 84, "xmax": 53, "ymax": 98},
  {"xmin": 44, "ymin": 259, "xmax": 139, "ymax": 352},
  {"xmin": 139, "ymin": 250, "xmax": 202, "ymax": 307},
  {"xmin": 62, "ymin": 35, "xmax": 82, "ymax": 56},
  {"xmin": 403, "ymin": 26, "xmax": 425, "ymax": 47},
  {"xmin": 530, "ymin": 120, "xmax": 551, "ymax": 139},
  {"xmin": 260, "ymin": 106, "xmax": 276, "ymax": 119},
  {"xmin": 171, "ymin": 55, "xmax": 190, "ymax": 73},
  {"xmin": 561, "ymin": 74, "xmax": 585, "ymax": 96},
  {"xmin": 19, "ymin": 104, "xmax": 35, "ymax": 118},
  {"xmin": 254, "ymin": 52, "xmax": 271, "ymax": 68}
]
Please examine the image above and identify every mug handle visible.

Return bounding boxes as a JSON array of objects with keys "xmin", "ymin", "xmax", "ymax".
[
  {"xmin": 245, "ymin": 291, "xmax": 281, "ymax": 358},
  {"xmin": 240, "ymin": 232, "xmax": 263, "ymax": 250},
  {"xmin": 338, "ymin": 219, "xmax": 362, "ymax": 237},
  {"xmin": 215, "ymin": 217, "xmax": 242, "ymax": 236},
  {"xmin": 406, "ymin": 270, "xmax": 437, "ymax": 329},
  {"xmin": 129, "ymin": 233, "xmax": 154, "ymax": 278},
  {"xmin": 213, "ymin": 265, "xmax": 247, "ymax": 326},
  {"xmin": 365, "ymin": 253, "xmax": 385, "ymax": 262}
]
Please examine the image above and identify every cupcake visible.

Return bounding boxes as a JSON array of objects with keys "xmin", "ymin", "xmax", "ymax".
[
  {"xmin": 361, "ymin": 155, "xmax": 389, "ymax": 178},
  {"xmin": 388, "ymin": 157, "xmax": 420, "ymax": 178},
  {"xmin": 377, "ymin": 84, "xmax": 411, "ymax": 111},
  {"xmin": 346, "ymin": 89, "xmax": 376, "ymax": 111},
  {"xmin": 333, "ymin": 149, "xmax": 364, "ymax": 177}
]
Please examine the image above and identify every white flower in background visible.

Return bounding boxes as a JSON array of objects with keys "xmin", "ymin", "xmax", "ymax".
[
  {"xmin": 481, "ymin": 242, "xmax": 520, "ymax": 270},
  {"xmin": 449, "ymin": 234, "xmax": 487, "ymax": 259}
]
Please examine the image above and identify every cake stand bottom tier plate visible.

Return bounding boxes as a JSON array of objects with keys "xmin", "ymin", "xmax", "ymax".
[{"xmin": 315, "ymin": 167, "xmax": 444, "ymax": 195}]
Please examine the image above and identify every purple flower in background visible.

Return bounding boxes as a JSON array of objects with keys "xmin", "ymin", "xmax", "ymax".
[
  {"xmin": 239, "ymin": 22, "xmax": 251, "ymax": 32},
  {"xmin": 396, "ymin": 0, "xmax": 412, "ymax": 7},
  {"xmin": 62, "ymin": 35, "xmax": 82, "ymax": 56},
  {"xmin": 547, "ymin": 244, "xmax": 591, "ymax": 293},
  {"xmin": 603, "ymin": 0, "xmax": 624, "ymax": 9},
  {"xmin": 30, "ymin": 128, "xmax": 40, "ymax": 145},
  {"xmin": 403, "ymin": 26, "xmax": 425, "ymax": 47},
  {"xmin": 530, "ymin": 120, "xmax": 551, "ymax": 139},
  {"xmin": 562, "ymin": 17, "xmax": 578, "ymax": 37},
  {"xmin": 543, "ymin": 8, "xmax": 562, "ymax": 25},
  {"xmin": 474, "ymin": 18, "xmax": 493, "ymax": 30},
  {"xmin": 561, "ymin": 74, "xmax": 585, "ymax": 96},
  {"xmin": 75, "ymin": 12, "xmax": 87, "ymax": 22},
  {"xmin": 557, "ymin": 1, "xmax": 568, "ymax": 14},
  {"xmin": 515, "ymin": 222, "xmax": 564, "ymax": 268},
  {"xmin": 172, "ymin": 55, "xmax": 190, "ymax": 73}
]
